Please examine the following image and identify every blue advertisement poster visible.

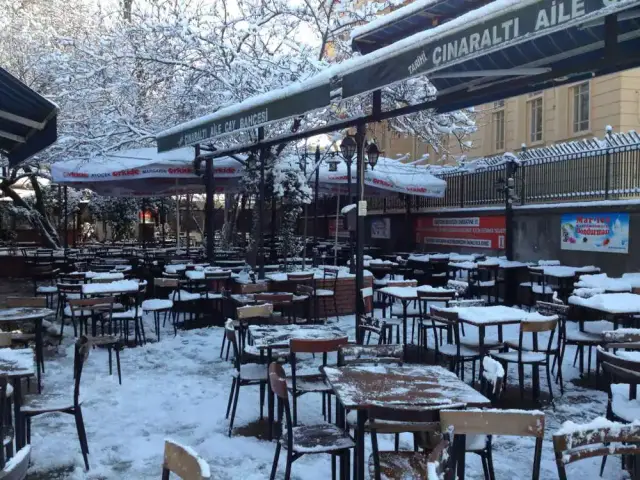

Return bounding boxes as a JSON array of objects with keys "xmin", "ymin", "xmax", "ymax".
[{"xmin": 560, "ymin": 213, "xmax": 629, "ymax": 254}]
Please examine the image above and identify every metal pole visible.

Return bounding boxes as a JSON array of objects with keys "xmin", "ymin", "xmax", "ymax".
[
  {"xmin": 175, "ymin": 194, "xmax": 180, "ymax": 250},
  {"xmin": 270, "ymin": 193, "xmax": 277, "ymax": 263},
  {"xmin": 347, "ymin": 159, "xmax": 354, "ymax": 273},
  {"xmin": 208, "ymin": 159, "xmax": 216, "ymax": 263},
  {"xmin": 505, "ymin": 160, "xmax": 515, "ymax": 261},
  {"xmin": 63, "ymin": 186, "xmax": 68, "ymax": 250},
  {"xmin": 314, "ymin": 147, "xmax": 320, "ymax": 246},
  {"xmin": 258, "ymin": 127, "xmax": 266, "ymax": 279},
  {"xmin": 355, "ymin": 123, "xmax": 366, "ymax": 343},
  {"xmin": 301, "ymin": 156, "xmax": 308, "ymax": 271},
  {"xmin": 161, "ymin": 199, "xmax": 166, "ymax": 246},
  {"xmin": 142, "ymin": 197, "xmax": 147, "ymax": 250},
  {"xmin": 185, "ymin": 194, "xmax": 191, "ymax": 254}
]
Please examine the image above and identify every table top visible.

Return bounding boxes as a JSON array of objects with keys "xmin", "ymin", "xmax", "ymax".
[
  {"xmin": 0, "ymin": 348, "xmax": 35, "ymax": 377},
  {"xmin": 231, "ymin": 292, "xmax": 308, "ymax": 305},
  {"xmin": 569, "ymin": 293, "xmax": 640, "ymax": 314},
  {"xmin": 82, "ymin": 280, "xmax": 142, "ymax": 295},
  {"xmin": 532, "ymin": 265, "xmax": 600, "ymax": 278},
  {"xmin": 248, "ymin": 324, "xmax": 347, "ymax": 348},
  {"xmin": 324, "ymin": 364, "xmax": 490, "ymax": 410},
  {"xmin": 378, "ymin": 285, "xmax": 455, "ymax": 300},
  {"xmin": 0, "ymin": 307, "xmax": 55, "ymax": 322},
  {"xmin": 442, "ymin": 305, "xmax": 540, "ymax": 326},
  {"xmin": 574, "ymin": 274, "xmax": 632, "ymax": 292}
]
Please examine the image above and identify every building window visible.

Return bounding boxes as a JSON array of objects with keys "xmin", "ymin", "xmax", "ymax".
[
  {"xmin": 572, "ymin": 82, "xmax": 590, "ymax": 133},
  {"xmin": 528, "ymin": 97, "xmax": 543, "ymax": 143},
  {"xmin": 493, "ymin": 109, "xmax": 505, "ymax": 151}
]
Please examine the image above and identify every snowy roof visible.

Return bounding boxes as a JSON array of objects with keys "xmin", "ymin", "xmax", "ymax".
[{"xmin": 157, "ymin": 0, "xmax": 640, "ymax": 152}]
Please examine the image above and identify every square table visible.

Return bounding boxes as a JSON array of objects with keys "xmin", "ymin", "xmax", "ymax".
[
  {"xmin": 324, "ymin": 364, "xmax": 490, "ymax": 480},
  {"xmin": 0, "ymin": 308, "xmax": 53, "ymax": 395},
  {"xmin": 82, "ymin": 280, "xmax": 142, "ymax": 296},
  {"xmin": 569, "ymin": 293, "xmax": 640, "ymax": 328},
  {"xmin": 0, "ymin": 348, "xmax": 36, "ymax": 448},
  {"xmin": 378, "ymin": 286, "xmax": 456, "ymax": 345},
  {"xmin": 248, "ymin": 324, "xmax": 348, "ymax": 440}
]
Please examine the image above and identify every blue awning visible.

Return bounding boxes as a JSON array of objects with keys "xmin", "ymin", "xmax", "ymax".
[
  {"xmin": 351, "ymin": 0, "xmax": 492, "ymax": 54},
  {"xmin": 0, "ymin": 67, "xmax": 58, "ymax": 167}
]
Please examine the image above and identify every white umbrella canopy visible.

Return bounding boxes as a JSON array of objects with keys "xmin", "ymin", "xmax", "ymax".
[
  {"xmin": 50, "ymin": 147, "xmax": 244, "ymax": 197},
  {"xmin": 315, "ymin": 156, "xmax": 446, "ymax": 198}
]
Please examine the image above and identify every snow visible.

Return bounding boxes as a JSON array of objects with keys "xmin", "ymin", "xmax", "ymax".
[
  {"xmin": 444, "ymin": 306, "xmax": 550, "ymax": 325},
  {"xmin": 569, "ymin": 293, "xmax": 640, "ymax": 314},
  {"xmin": 574, "ymin": 274, "xmax": 632, "ymax": 292},
  {"xmin": 18, "ymin": 305, "xmax": 634, "ymax": 480},
  {"xmin": 82, "ymin": 280, "xmax": 141, "ymax": 295},
  {"xmin": 482, "ymin": 357, "xmax": 505, "ymax": 393},
  {"xmin": 416, "ymin": 285, "xmax": 456, "ymax": 294},
  {"xmin": 537, "ymin": 266, "xmax": 600, "ymax": 278},
  {"xmin": 340, "ymin": 204, "xmax": 356, "ymax": 215},
  {"xmin": 621, "ymin": 273, "xmax": 640, "ymax": 288},
  {"xmin": 267, "ymin": 267, "xmax": 372, "ymax": 282},
  {"xmin": 0, "ymin": 348, "xmax": 35, "ymax": 374},
  {"xmin": 141, "ymin": 299, "xmax": 173, "ymax": 311},
  {"xmin": 378, "ymin": 286, "xmax": 419, "ymax": 299},
  {"xmin": 350, "ymin": 0, "xmax": 440, "ymax": 40},
  {"xmin": 2, "ymin": 445, "xmax": 30, "ymax": 474},
  {"xmin": 448, "ymin": 261, "xmax": 477, "ymax": 270}
]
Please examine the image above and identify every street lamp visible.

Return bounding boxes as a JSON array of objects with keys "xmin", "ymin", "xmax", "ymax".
[
  {"xmin": 366, "ymin": 142, "xmax": 380, "ymax": 169},
  {"xmin": 340, "ymin": 136, "xmax": 357, "ymax": 162}
]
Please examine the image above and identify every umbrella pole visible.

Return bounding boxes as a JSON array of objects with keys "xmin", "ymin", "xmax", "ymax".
[
  {"xmin": 176, "ymin": 194, "xmax": 180, "ymax": 251},
  {"xmin": 334, "ymin": 194, "xmax": 340, "ymax": 266}
]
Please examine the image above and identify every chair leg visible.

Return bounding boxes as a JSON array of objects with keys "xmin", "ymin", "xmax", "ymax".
[
  {"xmin": 115, "ymin": 348, "xmax": 122, "ymax": 385},
  {"xmin": 220, "ymin": 335, "xmax": 227, "ymax": 359},
  {"xmin": 284, "ymin": 450, "xmax": 293, "ymax": 480},
  {"xmin": 228, "ymin": 381, "xmax": 241, "ymax": 436},
  {"xmin": 74, "ymin": 408, "xmax": 90, "ymax": 470},
  {"xmin": 487, "ymin": 445, "xmax": 496, "ymax": 480},
  {"xmin": 225, "ymin": 378, "xmax": 236, "ymax": 419},
  {"xmin": 259, "ymin": 382, "xmax": 265, "ymax": 420},
  {"xmin": 331, "ymin": 454, "xmax": 336, "ymax": 480},
  {"xmin": 518, "ymin": 363, "xmax": 525, "ymax": 400},
  {"xmin": 108, "ymin": 347, "xmax": 113, "ymax": 376},
  {"xmin": 545, "ymin": 361, "xmax": 553, "ymax": 400},
  {"xmin": 394, "ymin": 433, "xmax": 400, "ymax": 451},
  {"xmin": 480, "ymin": 454, "xmax": 490, "ymax": 480},
  {"xmin": 270, "ymin": 442, "xmax": 281, "ymax": 480}
]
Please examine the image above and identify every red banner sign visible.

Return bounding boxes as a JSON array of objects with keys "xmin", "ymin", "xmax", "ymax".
[{"xmin": 415, "ymin": 216, "xmax": 506, "ymax": 250}]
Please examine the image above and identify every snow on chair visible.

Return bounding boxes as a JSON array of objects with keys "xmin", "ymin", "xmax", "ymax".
[{"xmin": 161, "ymin": 439, "xmax": 210, "ymax": 480}]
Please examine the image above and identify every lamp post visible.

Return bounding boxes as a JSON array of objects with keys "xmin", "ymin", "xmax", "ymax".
[{"xmin": 340, "ymin": 136, "xmax": 357, "ymax": 272}]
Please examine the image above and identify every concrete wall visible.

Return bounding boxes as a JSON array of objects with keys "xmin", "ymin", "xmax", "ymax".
[{"xmin": 357, "ymin": 201, "xmax": 640, "ymax": 276}]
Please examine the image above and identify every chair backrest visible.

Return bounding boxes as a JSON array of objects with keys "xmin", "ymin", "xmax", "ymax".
[
  {"xmin": 553, "ymin": 421, "xmax": 640, "ymax": 479},
  {"xmin": 535, "ymin": 301, "xmax": 569, "ymax": 318},
  {"xmin": 528, "ymin": 267, "xmax": 546, "ymax": 285},
  {"xmin": 268, "ymin": 362, "xmax": 295, "ymax": 448},
  {"xmin": 154, "ymin": 278, "xmax": 180, "ymax": 289},
  {"xmin": 290, "ymin": 337, "xmax": 349, "ymax": 354},
  {"xmin": 441, "ymin": 408, "xmax": 545, "ymax": 480},
  {"xmin": 287, "ymin": 272, "xmax": 314, "ymax": 282},
  {"xmin": 0, "ymin": 445, "xmax": 31, "ymax": 480},
  {"xmin": 440, "ymin": 408, "xmax": 545, "ymax": 438},
  {"xmin": 447, "ymin": 298, "xmax": 486, "ymax": 308},
  {"xmin": 236, "ymin": 303, "xmax": 273, "ymax": 320},
  {"xmin": 517, "ymin": 315, "xmax": 558, "ymax": 354},
  {"xmin": 161, "ymin": 439, "xmax": 211, "ymax": 480},
  {"xmin": 74, "ymin": 336, "xmax": 91, "ymax": 406},
  {"xmin": 5, "ymin": 297, "xmax": 46, "ymax": 308},
  {"xmin": 386, "ymin": 280, "xmax": 416, "ymax": 288},
  {"xmin": 602, "ymin": 329, "xmax": 640, "ymax": 344},
  {"xmin": 338, "ymin": 344, "xmax": 404, "ymax": 367},
  {"xmin": 254, "ymin": 293, "xmax": 293, "ymax": 306},
  {"xmin": 429, "ymin": 306, "xmax": 458, "ymax": 327},
  {"xmin": 446, "ymin": 279, "xmax": 468, "ymax": 297},
  {"xmin": 239, "ymin": 282, "xmax": 269, "ymax": 294}
]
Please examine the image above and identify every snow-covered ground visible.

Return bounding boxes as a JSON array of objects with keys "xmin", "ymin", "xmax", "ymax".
[{"xmin": 25, "ymin": 312, "xmax": 626, "ymax": 479}]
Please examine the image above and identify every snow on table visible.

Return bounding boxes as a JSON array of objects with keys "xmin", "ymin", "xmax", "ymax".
[
  {"xmin": 537, "ymin": 265, "xmax": 601, "ymax": 278},
  {"xmin": 0, "ymin": 348, "xmax": 35, "ymax": 376},
  {"xmin": 185, "ymin": 269, "xmax": 234, "ymax": 280},
  {"xmin": 267, "ymin": 268, "xmax": 372, "ymax": 282},
  {"xmin": 569, "ymin": 293, "xmax": 640, "ymax": 314},
  {"xmin": 614, "ymin": 350, "xmax": 640, "ymax": 362},
  {"xmin": 621, "ymin": 273, "xmax": 640, "ymax": 288},
  {"xmin": 416, "ymin": 285, "xmax": 456, "ymax": 294},
  {"xmin": 323, "ymin": 364, "xmax": 490, "ymax": 409},
  {"xmin": 0, "ymin": 307, "xmax": 55, "ymax": 322},
  {"xmin": 574, "ymin": 274, "xmax": 632, "ymax": 292},
  {"xmin": 378, "ymin": 286, "xmax": 419, "ymax": 299},
  {"xmin": 248, "ymin": 324, "xmax": 347, "ymax": 348},
  {"xmin": 443, "ymin": 305, "xmax": 551, "ymax": 326},
  {"xmin": 82, "ymin": 280, "xmax": 143, "ymax": 295}
]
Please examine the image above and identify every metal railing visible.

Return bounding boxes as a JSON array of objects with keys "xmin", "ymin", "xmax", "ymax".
[{"xmin": 361, "ymin": 131, "xmax": 640, "ymax": 213}]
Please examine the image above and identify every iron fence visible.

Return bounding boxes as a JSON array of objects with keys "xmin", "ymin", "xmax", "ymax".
[{"xmin": 360, "ymin": 131, "xmax": 640, "ymax": 213}]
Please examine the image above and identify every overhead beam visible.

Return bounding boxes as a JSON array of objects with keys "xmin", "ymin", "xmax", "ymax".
[
  {"xmin": 429, "ymin": 68, "xmax": 551, "ymax": 79},
  {"xmin": 0, "ymin": 110, "xmax": 45, "ymax": 130},
  {"xmin": 0, "ymin": 130, "xmax": 26, "ymax": 143}
]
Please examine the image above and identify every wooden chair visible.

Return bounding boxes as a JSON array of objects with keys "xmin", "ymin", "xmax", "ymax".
[
  {"xmin": 519, "ymin": 268, "xmax": 554, "ymax": 307},
  {"xmin": 314, "ymin": 268, "xmax": 339, "ymax": 322},
  {"xmin": 440, "ymin": 409, "xmax": 545, "ymax": 480},
  {"xmin": 361, "ymin": 287, "xmax": 401, "ymax": 344},
  {"xmin": 221, "ymin": 303, "xmax": 274, "ymax": 360},
  {"xmin": 112, "ymin": 282, "xmax": 147, "ymax": 346},
  {"xmin": 0, "ymin": 445, "xmax": 30, "ymax": 480},
  {"xmin": 338, "ymin": 344, "xmax": 404, "ymax": 367},
  {"xmin": 22, "ymin": 336, "xmax": 92, "ymax": 470},
  {"xmin": 492, "ymin": 315, "xmax": 559, "ymax": 399},
  {"xmin": 141, "ymin": 278, "xmax": 175, "ymax": 342},
  {"xmin": 416, "ymin": 290, "xmax": 455, "ymax": 352},
  {"xmin": 429, "ymin": 307, "xmax": 480, "ymax": 383},
  {"xmin": 562, "ymin": 304, "xmax": 605, "ymax": 376},
  {"xmin": 57, "ymin": 283, "xmax": 85, "ymax": 339},
  {"xmin": 465, "ymin": 357, "xmax": 505, "ymax": 480},
  {"xmin": 224, "ymin": 320, "xmax": 268, "ymax": 436},
  {"xmin": 68, "ymin": 298, "xmax": 123, "ymax": 384},
  {"xmin": 293, "ymin": 285, "xmax": 314, "ymax": 324},
  {"xmin": 30, "ymin": 265, "xmax": 59, "ymax": 308},
  {"xmin": 470, "ymin": 264, "xmax": 499, "ymax": 304},
  {"xmin": 255, "ymin": 293, "xmax": 293, "ymax": 322},
  {"xmin": 269, "ymin": 363, "xmax": 354, "ymax": 480},
  {"xmin": 161, "ymin": 439, "xmax": 210, "ymax": 480},
  {"xmin": 553, "ymin": 421, "xmax": 640, "ymax": 480},
  {"xmin": 163, "ymin": 278, "xmax": 200, "ymax": 335},
  {"xmin": 368, "ymin": 405, "xmax": 452, "ymax": 480},
  {"xmin": 597, "ymin": 347, "xmax": 640, "ymax": 424},
  {"xmin": 289, "ymin": 336, "xmax": 348, "ymax": 425}
]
